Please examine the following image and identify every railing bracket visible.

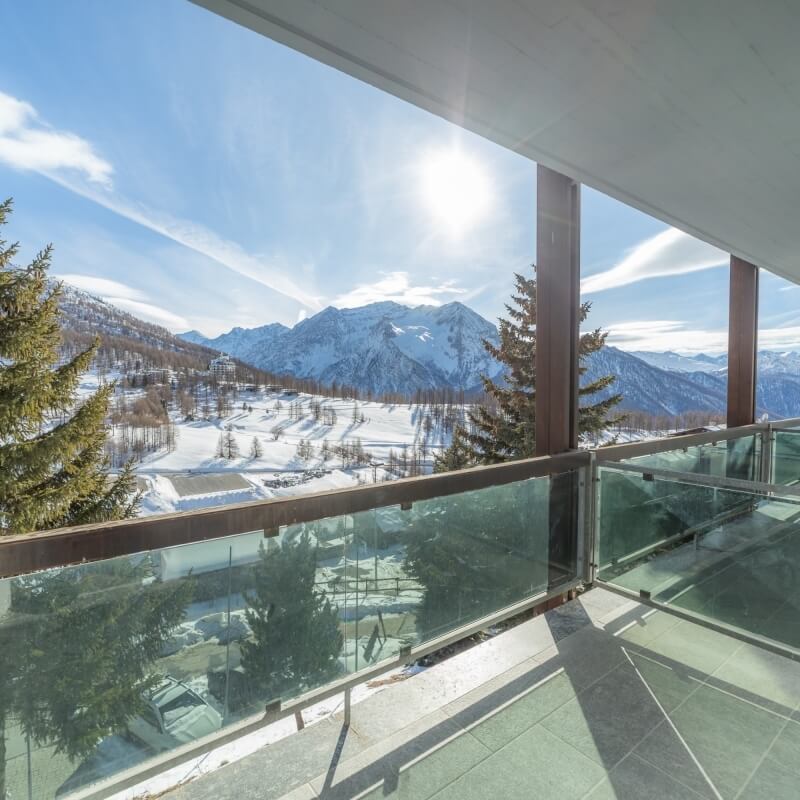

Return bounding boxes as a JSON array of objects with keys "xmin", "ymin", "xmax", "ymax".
[{"xmin": 265, "ymin": 699, "xmax": 282, "ymax": 717}]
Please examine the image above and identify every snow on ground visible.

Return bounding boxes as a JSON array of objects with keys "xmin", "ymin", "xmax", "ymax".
[
  {"xmin": 129, "ymin": 389, "xmax": 445, "ymax": 516},
  {"xmin": 140, "ymin": 392, "xmax": 438, "ymax": 472}
]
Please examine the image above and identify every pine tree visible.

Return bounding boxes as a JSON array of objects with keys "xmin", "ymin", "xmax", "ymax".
[
  {"xmin": 1, "ymin": 559, "xmax": 192, "ymax": 798},
  {"xmin": 241, "ymin": 533, "xmax": 342, "ymax": 702},
  {"xmin": 404, "ymin": 478, "xmax": 549, "ymax": 640},
  {"xmin": 433, "ymin": 426, "xmax": 473, "ymax": 473},
  {"xmin": 0, "ymin": 199, "xmax": 138, "ymax": 535},
  {"xmin": 440, "ymin": 267, "xmax": 621, "ymax": 467}
]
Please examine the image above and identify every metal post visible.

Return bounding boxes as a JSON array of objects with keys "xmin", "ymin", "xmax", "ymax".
[
  {"xmin": 26, "ymin": 733, "xmax": 33, "ymax": 800},
  {"xmin": 535, "ymin": 164, "xmax": 580, "ymax": 457},
  {"xmin": 223, "ymin": 545, "xmax": 232, "ymax": 722},
  {"xmin": 760, "ymin": 425, "xmax": 774, "ymax": 485},
  {"xmin": 727, "ymin": 257, "xmax": 759, "ymax": 428},
  {"xmin": 354, "ymin": 521, "xmax": 359, "ymax": 674},
  {"xmin": 582, "ymin": 452, "xmax": 597, "ymax": 584},
  {"xmin": 343, "ymin": 687, "xmax": 351, "ymax": 727},
  {"xmin": 591, "ymin": 458, "xmax": 602, "ymax": 584}
]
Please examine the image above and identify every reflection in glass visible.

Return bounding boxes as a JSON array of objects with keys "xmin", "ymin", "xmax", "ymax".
[
  {"xmin": 773, "ymin": 430, "xmax": 800, "ymax": 486},
  {"xmin": 621, "ymin": 435, "xmax": 760, "ymax": 481},
  {"xmin": 0, "ymin": 471, "xmax": 572, "ymax": 798}
]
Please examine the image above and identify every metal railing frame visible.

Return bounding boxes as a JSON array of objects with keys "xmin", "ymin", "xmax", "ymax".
[
  {"xmin": 0, "ymin": 450, "xmax": 586, "ymax": 578},
  {"xmin": 7, "ymin": 419, "xmax": 800, "ymax": 579},
  {"xmin": 4, "ymin": 417, "xmax": 800, "ymax": 799}
]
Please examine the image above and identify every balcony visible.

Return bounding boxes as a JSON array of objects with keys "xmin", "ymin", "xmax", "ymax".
[{"xmin": 2, "ymin": 421, "xmax": 800, "ymax": 799}]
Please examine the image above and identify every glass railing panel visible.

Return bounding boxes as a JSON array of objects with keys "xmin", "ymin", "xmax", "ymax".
[
  {"xmin": 597, "ymin": 466, "xmax": 755, "ymax": 574},
  {"xmin": 617, "ymin": 434, "xmax": 761, "ymax": 481},
  {"xmin": 0, "ymin": 531, "xmax": 271, "ymax": 800},
  {"xmin": 0, "ymin": 468, "xmax": 578, "ymax": 799},
  {"xmin": 597, "ymin": 467, "xmax": 800, "ymax": 650},
  {"xmin": 773, "ymin": 430, "xmax": 800, "ymax": 486},
  {"xmin": 277, "ymin": 472, "xmax": 563, "ymax": 675}
]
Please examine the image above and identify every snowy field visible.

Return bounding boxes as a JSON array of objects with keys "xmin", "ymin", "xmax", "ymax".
[
  {"xmin": 75, "ymin": 375, "xmax": 673, "ymax": 517},
  {"xmin": 125, "ymin": 387, "xmax": 449, "ymax": 516},
  {"xmin": 72, "ymin": 375, "xmax": 452, "ymax": 516}
]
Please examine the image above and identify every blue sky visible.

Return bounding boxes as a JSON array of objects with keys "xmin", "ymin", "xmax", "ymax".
[{"xmin": 1, "ymin": 0, "xmax": 798, "ymax": 352}]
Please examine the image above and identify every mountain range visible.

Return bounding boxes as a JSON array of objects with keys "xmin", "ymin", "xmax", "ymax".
[
  {"xmin": 181, "ymin": 301, "xmax": 800, "ymax": 418},
  {"xmin": 182, "ymin": 301, "xmax": 504, "ymax": 396},
  {"xmin": 54, "ymin": 284, "xmax": 800, "ymax": 418}
]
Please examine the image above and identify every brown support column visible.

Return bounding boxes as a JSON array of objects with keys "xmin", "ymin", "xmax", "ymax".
[
  {"xmin": 727, "ymin": 256, "xmax": 759, "ymax": 428},
  {"xmin": 535, "ymin": 165, "xmax": 580, "ymax": 456}
]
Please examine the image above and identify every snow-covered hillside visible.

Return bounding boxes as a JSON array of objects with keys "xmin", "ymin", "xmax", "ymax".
[
  {"xmin": 105, "ymin": 386, "xmax": 453, "ymax": 517},
  {"xmin": 583, "ymin": 347, "xmax": 730, "ymax": 417},
  {"xmin": 630, "ymin": 350, "xmax": 727, "ymax": 374},
  {"xmin": 60, "ymin": 279, "xmax": 800, "ymax": 419}
]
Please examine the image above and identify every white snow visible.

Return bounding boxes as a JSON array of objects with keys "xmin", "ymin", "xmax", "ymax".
[{"xmin": 123, "ymin": 389, "xmax": 447, "ymax": 516}]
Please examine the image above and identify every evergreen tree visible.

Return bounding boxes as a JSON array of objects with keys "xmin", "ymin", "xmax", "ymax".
[
  {"xmin": 439, "ymin": 267, "xmax": 621, "ymax": 467},
  {"xmin": 0, "ymin": 199, "xmax": 138, "ymax": 535},
  {"xmin": 1, "ymin": 560, "xmax": 192, "ymax": 797},
  {"xmin": 433, "ymin": 426, "xmax": 473, "ymax": 473},
  {"xmin": 404, "ymin": 478, "xmax": 550, "ymax": 640},
  {"xmin": 241, "ymin": 533, "xmax": 342, "ymax": 702}
]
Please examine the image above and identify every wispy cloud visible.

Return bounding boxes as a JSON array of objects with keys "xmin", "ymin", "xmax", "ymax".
[
  {"xmin": 55, "ymin": 273, "xmax": 144, "ymax": 300},
  {"xmin": 105, "ymin": 297, "xmax": 189, "ymax": 330},
  {"xmin": 0, "ymin": 92, "xmax": 112, "ymax": 185},
  {"xmin": 581, "ymin": 228, "xmax": 727, "ymax": 294},
  {"xmin": 48, "ymin": 172, "xmax": 323, "ymax": 312},
  {"xmin": 56, "ymin": 273, "xmax": 189, "ymax": 330},
  {"xmin": 1, "ymin": 90, "xmax": 322, "ymax": 312},
  {"xmin": 607, "ymin": 320, "xmax": 727, "ymax": 353},
  {"xmin": 333, "ymin": 271, "xmax": 465, "ymax": 308},
  {"xmin": 607, "ymin": 319, "xmax": 800, "ymax": 354}
]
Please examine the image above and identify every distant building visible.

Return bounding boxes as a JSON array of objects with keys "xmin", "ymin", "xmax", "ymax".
[{"xmin": 209, "ymin": 354, "xmax": 236, "ymax": 383}]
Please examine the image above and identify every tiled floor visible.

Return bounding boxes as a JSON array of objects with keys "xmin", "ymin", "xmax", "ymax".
[{"xmin": 164, "ymin": 588, "xmax": 800, "ymax": 800}]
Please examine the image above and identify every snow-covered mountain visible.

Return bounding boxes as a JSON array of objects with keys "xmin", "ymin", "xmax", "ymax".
[
  {"xmin": 758, "ymin": 351, "xmax": 800, "ymax": 376},
  {"xmin": 630, "ymin": 351, "xmax": 727, "ymax": 374},
  {"xmin": 583, "ymin": 347, "xmax": 731, "ymax": 416},
  {"xmin": 180, "ymin": 301, "xmax": 800, "ymax": 415},
  {"xmin": 185, "ymin": 301, "xmax": 504, "ymax": 395},
  {"xmin": 58, "ymin": 283, "xmax": 219, "ymax": 363}
]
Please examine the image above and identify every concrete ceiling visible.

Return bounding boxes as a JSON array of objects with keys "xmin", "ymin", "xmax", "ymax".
[{"xmin": 193, "ymin": 0, "xmax": 800, "ymax": 285}]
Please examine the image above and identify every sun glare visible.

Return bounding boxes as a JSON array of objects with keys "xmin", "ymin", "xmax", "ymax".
[{"xmin": 418, "ymin": 148, "xmax": 493, "ymax": 236}]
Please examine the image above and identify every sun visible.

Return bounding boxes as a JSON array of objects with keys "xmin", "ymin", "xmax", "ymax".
[{"xmin": 418, "ymin": 147, "xmax": 493, "ymax": 236}]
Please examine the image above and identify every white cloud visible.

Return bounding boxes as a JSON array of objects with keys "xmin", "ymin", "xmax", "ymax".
[
  {"xmin": 55, "ymin": 273, "xmax": 146, "ymax": 301},
  {"xmin": 759, "ymin": 326, "xmax": 800, "ymax": 351},
  {"xmin": 57, "ymin": 273, "xmax": 188, "ymax": 330},
  {"xmin": 48, "ymin": 173, "xmax": 322, "ymax": 312},
  {"xmin": 103, "ymin": 296, "xmax": 189, "ymax": 330},
  {"xmin": 0, "ymin": 92, "xmax": 112, "ymax": 185},
  {"xmin": 607, "ymin": 318, "xmax": 800, "ymax": 354},
  {"xmin": 1, "ymin": 90, "xmax": 321, "ymax": 312},
  {"xmin": 581, "ymin": 228, "xmax": 727, "ymax": 294},
  {"xmin": 333, "ymin": 271, "xmax": 466, "ymax": 308},
  {"xmin": 606, "ymin": 319, "xmax": 727, "ymax": 353}
]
